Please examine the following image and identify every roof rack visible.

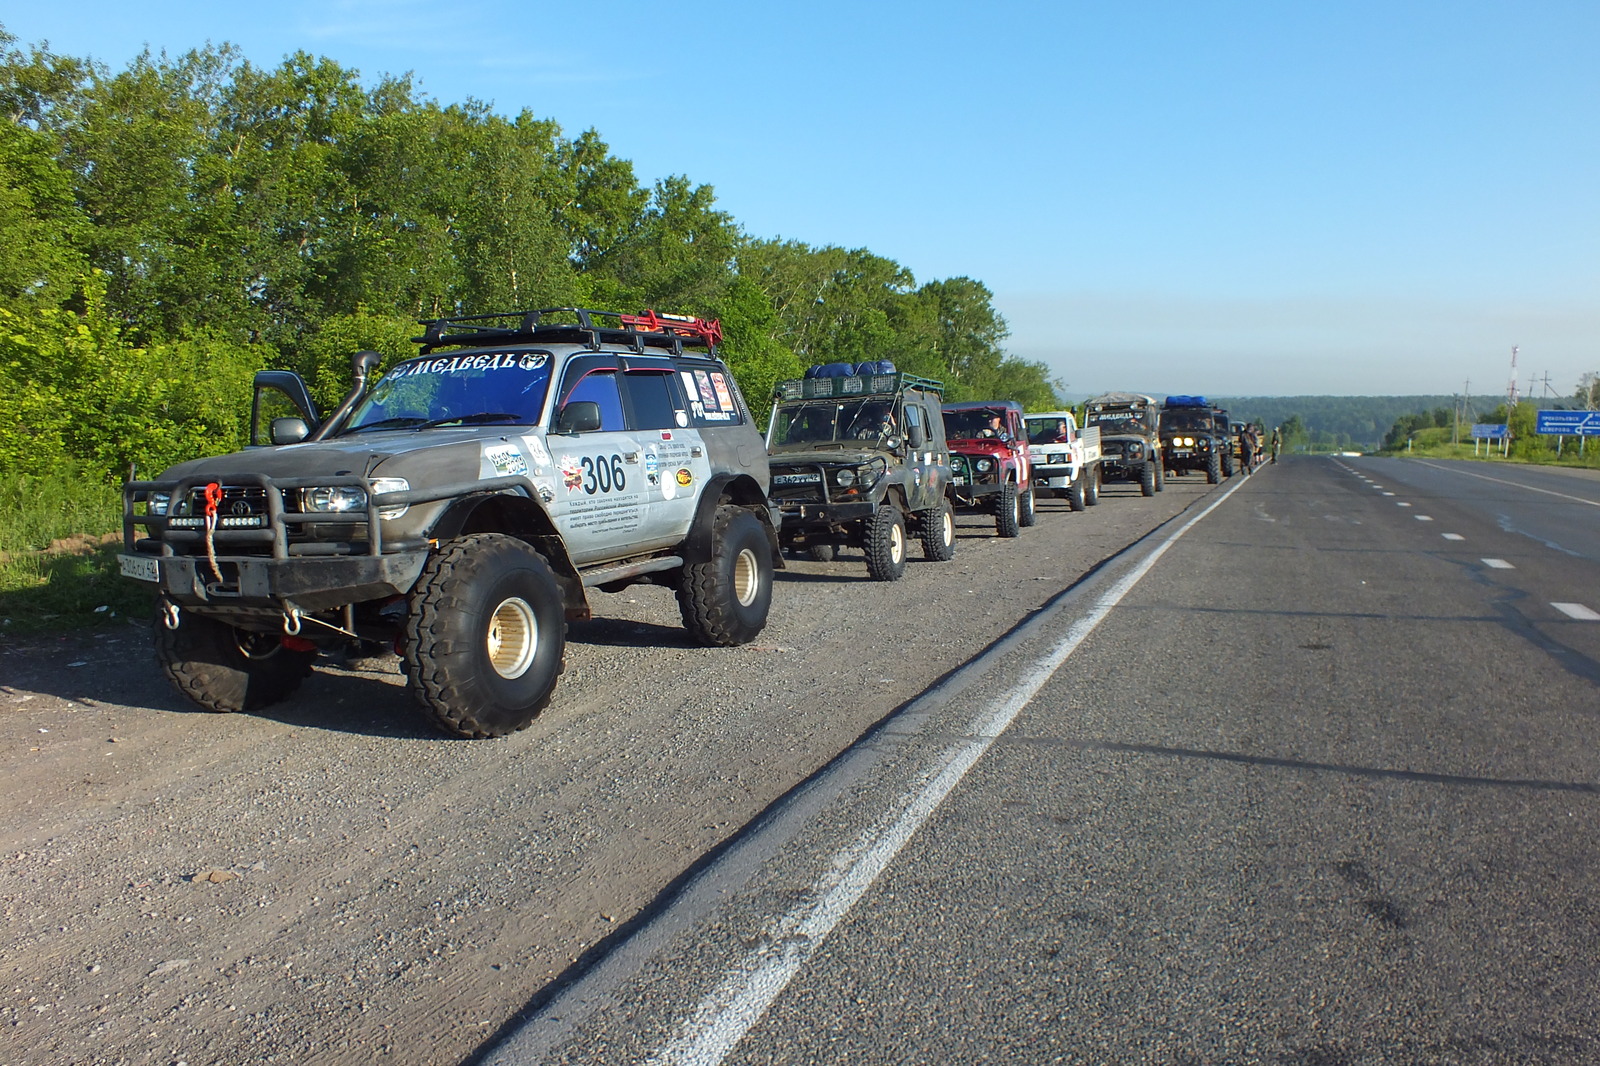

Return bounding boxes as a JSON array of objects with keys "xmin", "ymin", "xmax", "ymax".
[{"xmin": 412, "ymin": 307, "xmax": 723, "ymax": 355}]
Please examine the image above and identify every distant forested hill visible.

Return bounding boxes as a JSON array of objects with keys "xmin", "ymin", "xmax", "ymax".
[{"xmin": 1205, "ymin": 396, "xmax": 1505, "ymax": 449}]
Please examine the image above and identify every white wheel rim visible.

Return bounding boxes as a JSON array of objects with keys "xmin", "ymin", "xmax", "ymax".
[
  {"xmin": 487, "ymin": 596, "xmax": 537, "ymax": 680},
  {"xmin": 733, "ymin": 547, "xmax": 760, "ymax": 607},
  {"xmin": 942, "ymin": 511, "xmax": 953, "ymax": 546},
  {"xmin": 891, "ymin": 521, "xmax": 904, "ymax": 562}
]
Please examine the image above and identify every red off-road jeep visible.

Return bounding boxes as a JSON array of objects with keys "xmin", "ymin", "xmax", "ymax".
[{"xmin": 940, "ymin": 400, "xmax": 1036, "ymax": 537}]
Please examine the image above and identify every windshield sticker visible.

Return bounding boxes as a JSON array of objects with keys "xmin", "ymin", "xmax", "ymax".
[
  {"xmin": 693, "ymin": 370, "xmax": 719, "ymax": 410},
  {"xmin": 388, "ymin": 352, "xmax": 548, "ymax": 378},
  {"xmin": 482, "ymin": 443, "xmax": 529, "ymax": 478}
]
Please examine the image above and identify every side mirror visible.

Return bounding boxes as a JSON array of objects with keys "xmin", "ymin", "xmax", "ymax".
[
  {"xmin": 555, "ymin": 401, "xmax": 602, "ymax": 434},
  {"xmin": 906, "ymin": 423, "xmax": 927, "ymax": 449},
  {"xmin": 270, "ymin": 417, "xmax": 311, "ymax": 445}
]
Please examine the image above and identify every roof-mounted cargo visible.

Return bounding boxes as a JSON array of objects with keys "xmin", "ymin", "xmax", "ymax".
[
  {"xmin": 1164, "ymin": 395, "xmax": 1209, "ymax": 408},
  {"xmin": 413, "ymin": 307, "xmax": 723, "ymax": 355},
  {"xmin": 774, "ymin": 366, "xmax": 943, "ymax": 402}
]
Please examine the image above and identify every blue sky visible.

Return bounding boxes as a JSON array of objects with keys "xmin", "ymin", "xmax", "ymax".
[{"xmin": 6, "ymin": 0, "xmax": 1596, "ymax": 398}]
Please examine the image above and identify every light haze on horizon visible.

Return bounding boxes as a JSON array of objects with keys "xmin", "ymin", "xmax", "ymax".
[{"xmin": 6, "ymin": 0, "xmax": 1596, "ymax": 400}]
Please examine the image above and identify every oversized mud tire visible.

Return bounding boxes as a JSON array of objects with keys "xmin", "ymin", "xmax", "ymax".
[
  {"xmin": 919, "ymin": 496, "xmax": 956, "ymax": 561},
  {"xmin": 1155, "ymin": 461, "xmax": 1166, "ymax": 491},
  {"xmin": 1140, "ymin": 461, "xmax": 1157, "ymax": 496},
  {"xmin": 403, "ymin": 533, "xmax": 566, "ymax": 738},
  {"xmin": 1084, "ymin": 468, "xmax": 1100, "ymax": 506},
  {"xmin": 1018, "ymin": 483, "xmax": 1038, "ymax": 527},
  {"xmin": 996, "ymin": 481, "xmax": 1022, "ymax": 537},
  {"xmin": 155, "ymin": 611, "xmax": 316, "ymax": 713},
  {"xmin": 1222, "ymin": 450, "xmax": 1235, "ymax": 477},
  {"xmin": 1067, "ymin": 475, "xmax": 1087, "ymax": 512},
  {"xmin": 806, "ymin": 543, "xmax": 837, "ymax": 562},
  {"xmin": 1206, "ymin": 452, "xmax": 1222, "ymax": 484},
  {"xmin": 679, "ymin": 505, "xmax": 773, "ymax": 646},
  {"xmin": 865, "ymin": 504, "xmax": 908, "ymax": 581}
]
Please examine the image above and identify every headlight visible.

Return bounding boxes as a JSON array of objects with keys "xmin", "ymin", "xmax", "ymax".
[
  {"xmin": 305, "ymin": 478, "xmax": 410, "ymax": 520},
  {"xmin": 1049, "ymin": 452, "xmax": 1066, "ymax": 463},
  {"xmin": 146, "ymin": 491, "xmax": 171, "ymax": 516},
  {"xmin": 975, "ymin": 458, "xmax": 994, "ymax": 473},
  {"xmin": 1183, "ymin": 436, "xmax": 1195, "ymax": 447},
  {"xmin": 834, "ymin": 468, "xmax": 857, "ymax": 487},
  {"xmin": 1128, "ymin": 443, "xmax": 1143, "ymax": 456}
]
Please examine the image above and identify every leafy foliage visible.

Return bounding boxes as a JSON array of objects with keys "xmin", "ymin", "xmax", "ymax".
[{"xmin": 0, "ymin": 23, "xmax": 1056, "ymax": 494}]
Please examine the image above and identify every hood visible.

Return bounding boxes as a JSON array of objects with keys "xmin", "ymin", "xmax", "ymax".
[
  {"xmin": 768, "ymin": 444, "xmax": 890, "ymax": 467},
  {"xmin": 948, "ymin": 437, "xmax": 1015, "ymax": 457},
  {"xmin": 154, "ymin": 427, "xmax": 503, "ymax": 483}
]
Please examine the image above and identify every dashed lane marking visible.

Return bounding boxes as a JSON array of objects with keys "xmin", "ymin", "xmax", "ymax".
[
  {"xmin": 1415, "ymin": 515, "xmax": 1433, "ymax": 521},
  {"xmin": 1552, "ymin": 602, "xmax": 1600, "ymax": 621},
  {"xmin": 1443, "ymin": 533, "xmax": 1465, "ymax": 541},
  {"xmin": 1482, "ymin": 558, "xmax": 1514, "ymax": 569}
]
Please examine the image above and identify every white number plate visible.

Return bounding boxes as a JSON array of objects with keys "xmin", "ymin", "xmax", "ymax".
[{"xmin": 118, "ymin": 554, "xmax": 159, "ymax": 582}]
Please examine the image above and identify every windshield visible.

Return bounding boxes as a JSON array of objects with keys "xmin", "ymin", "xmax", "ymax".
[
  {"xmin": 1161, "ymin": 409, "xmax": 1214, "ymax": 433},
  {"xmin": 1024, "ymin": 417, "xmax": 1071, "ymax": 444},
  {"xmin": 770, "ymin": 399, "xmax": 899, "ymax": 446},
  {"xmin": 343, "ymin": 351, "xmax": 553, "ymax": 433},
  {"xmin": 1088, "ymin": 407, "xmax": 1149, "ymax": 431},
  {"xmin": 944, "ymin": 408, "xmax": 1007, "ymax": 439}
]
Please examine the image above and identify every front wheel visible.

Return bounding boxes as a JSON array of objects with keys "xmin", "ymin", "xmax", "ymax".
[
  {"xmin": 1155, "ymin": 460, "xmax": 1165, "ymax": 491},
  {"xmin": 1084, "ymin": 468, "xmax": 1100, "ymax": 506},
  {"xmin": 865, "ymin": 504, "xmax": 908, "ymax": 581},
  {"xmin": 404, "ymin": 533, "xmax": 566, "ymax": 738},
  {"xmin": 1140, "ymin": 461, "xmax": 1157, "ymax": 496},
  {"xmin": 996, "ymin": 481, "xmax": 1022, "ymax": 537},
  {"xmin": 155, "ymin": 612, "xmax": 316, "ymax": 713},
  {"xmin": 1206, "ymin": 453, "xmax": 1222, "ymax": 484},
  {"xmin": 1018, "ymin": 483, "xmax": 1038, "ymax": 526},
  {"xmin": 679, "ymin": 505, "xmax": 774, "ymax": 646},
  {"xmin": 920, "ymin": 496, "xmax": 956, "ymax": 561}
]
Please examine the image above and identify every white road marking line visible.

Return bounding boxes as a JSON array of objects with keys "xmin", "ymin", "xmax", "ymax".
[
  {"xmin": 1482, "ymin": 558, "xmax": 1514, "ymax": 568},
  {"xmin": 1442, "ymin": 533, "xmax": 1465, "ymax": 541},
  {"xmin": 1397, "ymin": 502, "xmax": 1412, "ymax": 507},
  {"xmin": 1382, "ymin": 491, "xmax": 1395, "ymax": 496},
  {"xmin": 1412, "ymin": 460, "xmax": 1600, "ymax": 507},
  {"xmin": 1552, "ymin": 602, "xmax": 1600, "ymax": 621},
  {"xmin": 1415, "ymin": 515, "xmax": 1433, "ymax": 521},
  {"xmin": 638, "ymin": 479, "xmax": 1249, "ymax": 1066}
]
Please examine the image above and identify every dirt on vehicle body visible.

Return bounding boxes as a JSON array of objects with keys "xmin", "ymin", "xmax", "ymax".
[
  {"xmin": 766, "ymin": 364, "xmax": 954, "ymax": 579},
  {"xmin": 120, "ymin": 308, "xmax": 778, "ymax": 738},
  {"xmin": 942, "ymin": 400, "xmax": 1037, "ymax": 536},
  {"xmin": 1085, "ymin": 392, "xmax": 1164, "ymax": 497}
]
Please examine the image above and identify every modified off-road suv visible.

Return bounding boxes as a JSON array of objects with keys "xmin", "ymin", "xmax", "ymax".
[
  {"xmin": 1159, "ymin": 395, "xmax": 1228, "ymax": 484},
  {"xmin": 766, "ymin": 363, "xmax": 954, "ymax": 580},
  {"xmin": 1085, "ymin": 392, "xmax": 1164, "ymax": 496},
  {"xmin": 942, "ymin": 401, "xmax": 1036, "ymax": 536},
  {"xmin": 121, "ymin": 308, "xmax": 780, "ymax": 738}
]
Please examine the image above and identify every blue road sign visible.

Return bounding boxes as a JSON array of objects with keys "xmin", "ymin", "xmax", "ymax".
[
  {"xmin": 1471, "ymin": 423, "xmax": 1509, "ymax": 439},
  {"xmin": 1536, "ymin": 410, "xmax": 1600, "ymax": 436}
]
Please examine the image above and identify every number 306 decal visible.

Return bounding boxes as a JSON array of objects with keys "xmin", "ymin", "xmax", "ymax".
[{"xmin": 582, "ymin": 454, "xmax": 627, "ymax": 494}]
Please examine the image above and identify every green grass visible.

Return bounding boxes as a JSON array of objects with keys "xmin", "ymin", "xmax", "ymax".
[
  {"xmin": 0, "ymin": 468, "xmax": 154, "ymax": 637},
  {"xmin": 1381, "ymin": 428, "xmax": 1600, "ymax": 469}
]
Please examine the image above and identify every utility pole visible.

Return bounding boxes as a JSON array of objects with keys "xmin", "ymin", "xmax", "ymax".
[{"xmin": 1507, "ymin": 345, "xmax": 1519, "ymax": 409}]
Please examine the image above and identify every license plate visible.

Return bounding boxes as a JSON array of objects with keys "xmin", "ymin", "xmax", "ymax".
[
  {"xmin": 1172, "ymin": 449, "xmax": 1191, "ymax": 457},
  {"xmin": 118, "ymin": 553, "xmax": 159, "ymax": 582}
]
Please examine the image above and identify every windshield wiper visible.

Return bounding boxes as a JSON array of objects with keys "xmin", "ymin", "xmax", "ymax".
[
  {"xmin": 415, "ymin": 412, "xmax": 528, "ymax": 429},
  {"xmin": 347, "ymin": 416, "xmax": 429, "ymax": 433}
]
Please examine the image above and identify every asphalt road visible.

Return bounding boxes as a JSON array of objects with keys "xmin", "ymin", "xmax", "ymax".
[
  {"xmin": 4, "ymin": 456, "xmax": 1597, "ymax": 1065},
  {"xmin": 487, "ymin": 455, "xmax": 1600, "ymax": 1065}
]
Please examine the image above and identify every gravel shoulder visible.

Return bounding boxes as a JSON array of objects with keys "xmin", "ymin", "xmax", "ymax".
[{"xmin": 0, "ymin": 476, "xmax": 1213, "ymax": 1065}]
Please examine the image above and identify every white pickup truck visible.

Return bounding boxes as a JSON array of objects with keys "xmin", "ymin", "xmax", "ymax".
[{"xmin": 1023, "ymin": 411, "xmax": 1103, "ymax": 511}]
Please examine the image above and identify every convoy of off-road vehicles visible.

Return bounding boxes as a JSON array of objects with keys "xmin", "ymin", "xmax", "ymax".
[{"xmin": 118, "ymin": 306, "xmax": 1261, "ymax": 737}]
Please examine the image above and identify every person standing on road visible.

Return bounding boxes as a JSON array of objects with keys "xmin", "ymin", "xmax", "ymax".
[
  {"xmin": 1239, "ymin": 424, "xmax": 1256, "ymax": 474},
  {"xmin": 1270, "ymin": 425, "xmax": 1281, "ymax": 464}
]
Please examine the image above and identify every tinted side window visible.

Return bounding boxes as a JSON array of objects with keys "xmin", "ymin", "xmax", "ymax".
[
  {"xmin": 563, "ymin": 370, "xmax": 625, "ymax": 431},
  {"xmin": 623, "ymin": 369, "xmax": 684, "ymax": 430}
]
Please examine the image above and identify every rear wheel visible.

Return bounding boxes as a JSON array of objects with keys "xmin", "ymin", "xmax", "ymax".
[
  {"xmin": 866, "ymin": 505, "xmax": 908, "ymax": 580},
  {"xmin": 1018, "ymin": 483, "xmax": 1038, "ymax": 526},
  {"xmin": 155, "ymin": 612, "xmax": 316, "ymax": 713},
  {"xmin": 404, "ymin": 533, "xmax": 566, "ymax": 738},
  {"xmin": 1140, "ymin": 461, "xmax": 1157, "ymax": 496},
  {"xmin": 680, "ymin": 505, "xmax": 774, "ymax": 646},
  {"xmin": 996, "ymin": 482, "xmax": 1022, "ymax": 537},
  {"xmin": 920, "ymin": 497, "xmax": 956, "ymax": 561}
]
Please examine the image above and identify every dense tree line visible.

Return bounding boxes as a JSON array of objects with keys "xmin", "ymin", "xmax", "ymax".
[
  {"xmin": 1217, "ymin": 395, "xmax": 1511, "ymax": 450},
  {"xmin": 0, "ymin": 28, "xmax": 1058, "ymax": 484}
]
